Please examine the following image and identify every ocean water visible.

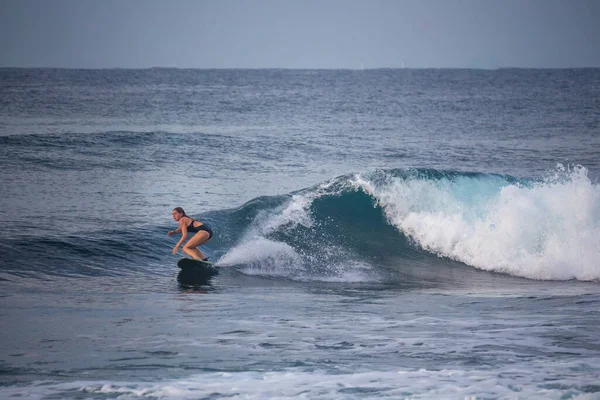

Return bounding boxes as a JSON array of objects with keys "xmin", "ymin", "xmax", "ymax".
[{"xmin": 1, "ymin": 68, "xmax": 599, "ymax": 399}]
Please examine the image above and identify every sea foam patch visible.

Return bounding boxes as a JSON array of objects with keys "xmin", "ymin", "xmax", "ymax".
[{"xmin": 2, "ymin": 363, "xmax": 599, "ymax": 399}]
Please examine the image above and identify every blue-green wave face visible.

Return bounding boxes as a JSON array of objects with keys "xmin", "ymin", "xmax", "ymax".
[
  {"xmin": 213, "ymin": 165, "xmax": 600, "ymax": 282},
  {"xmin": 2, "ymin": 166, "xmax": 598, "ymax": 284}
]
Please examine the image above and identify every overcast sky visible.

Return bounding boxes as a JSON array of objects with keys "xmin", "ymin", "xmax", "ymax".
[{"xmin": 1, "ymin": 0, "xmax": 599, "ymax": 69}]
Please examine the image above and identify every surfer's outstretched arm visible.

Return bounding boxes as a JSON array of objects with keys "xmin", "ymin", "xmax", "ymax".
[{"xmin": 167, "ymin": 227, "xmax": 182, "ymax": 236}]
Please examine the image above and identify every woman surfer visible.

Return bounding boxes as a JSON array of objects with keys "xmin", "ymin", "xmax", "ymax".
[{"xmin": 168, "ymin": 207, "xmax": 213, "ymax": 261}]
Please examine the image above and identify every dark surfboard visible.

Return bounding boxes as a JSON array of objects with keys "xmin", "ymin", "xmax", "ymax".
[
  {"xmin": 177, "ymin": 258, "xmax": 219, "ymax": 280},
  {"xmin": 177, "ymin": 258, "xmax": 219, "ymax": 286}
]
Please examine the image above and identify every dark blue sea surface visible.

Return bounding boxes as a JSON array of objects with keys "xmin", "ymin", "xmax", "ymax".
[{"xmin": 1, "ymin": 68, "xmax": 599, "ymax": 399}]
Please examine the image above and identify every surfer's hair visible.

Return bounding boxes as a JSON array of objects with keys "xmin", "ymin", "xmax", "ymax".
[{"xmin": 173, "ymin": 207, "xmax": 187, "ymax": 216}]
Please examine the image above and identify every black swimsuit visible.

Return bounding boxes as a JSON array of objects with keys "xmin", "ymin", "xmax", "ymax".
[{"xmin": 187, "ymin": 219, "xmax": 213, "ymax": 239}]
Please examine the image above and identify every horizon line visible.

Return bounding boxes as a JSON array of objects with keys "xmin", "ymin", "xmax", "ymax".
[{"xmin": 1, "ymin": 66, "xmax": 599, "ymax": 71}]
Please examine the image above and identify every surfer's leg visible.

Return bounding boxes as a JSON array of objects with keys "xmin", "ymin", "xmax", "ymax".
[
  {"xmin": 183, "ymin": 231, "xmax": 210, "ymax": 260},
  {"xmin": 183, "ymin": 249, "xmax": 206, "ymax": 260},
  {"xmin": 182, "ymin": 246, "xmax": 204, "ymax": 260},
  {"xmin": 182, "ymin": 246, "xmax": 205, "ymax": 260}
]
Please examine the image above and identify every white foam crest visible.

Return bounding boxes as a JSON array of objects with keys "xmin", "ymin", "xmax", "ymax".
[
  {"xmin": 218, "ymin": 238, "xmax": 377, "ymax": 282},
  {"xmin": 216, "ymin": 178, "xmax": 359, "ymax": 279},
  {"xmin": 257, "ymin": 193, "xmax": 315, "ymax": 236},
  {"xmin": 253, "ymin": 178, "xmax": 342, "ymax": 237},
  {"xmin": 218, "ymin": 237, "xmax": 303, "ymax": 276},
  {"xmin": 357, "ymin": 165, "xmax": 600, "ymax": 281}
]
